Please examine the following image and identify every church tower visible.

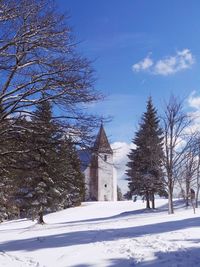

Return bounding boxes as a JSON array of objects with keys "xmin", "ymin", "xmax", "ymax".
[{"xmin": 89, "ymin": 124, "xmax": 117, "ymax": 201}]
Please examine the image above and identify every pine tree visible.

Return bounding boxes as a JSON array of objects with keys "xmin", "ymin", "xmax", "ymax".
[
  {"xmin": 15, "ymin": 100, "xmax": 85, "ymax": 223},
  {"xmin": 15, "ymin": 101, "xmax": 62, "ymax": 223},
  {"xmin": 57, "ymin": 138, "xmax": 85, "ymax": 208},
  {"xmin": 0, "ymin": 105, "xmax": 18, "ymax": 220},
  {"xmin": 126, "ymin": 97, "xmax": 165, "ymax": 209},
  {"xmin": 117, "ymin": 186, "xmax": 123, "ymax": 201}
]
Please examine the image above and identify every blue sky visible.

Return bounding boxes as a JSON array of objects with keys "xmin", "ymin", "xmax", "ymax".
[{"xmin": 57, "ymin": 0, "xmax": 200, "ymax": 143}]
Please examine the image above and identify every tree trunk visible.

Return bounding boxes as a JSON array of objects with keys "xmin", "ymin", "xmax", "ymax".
[
  {"xmin": 191, "ymin": 199, "xmax": 196, "ymax": 214},
  {"xmin": 195, "ymin": 185, "xmax": 200, "ymax": 208},
  {"xmin": 146, "ymin": 191, "xmax": 151, "ymax": 209},
  {"xmin": 195, "ymin": 151, "xmax": 200, "ymax": 208},
  {"xmin": 38, "ymin": 208, "xmax": 45, "ymax": 224},
  {"xmin": 185, "ymin": 195, "xmax": 189, "ymax": 207},
  {"xmin": 151, "ymin": 193, "xmax": 155, "ymax": 209},
  {"xmin": 168, "ymin": 188, "xmax": 174, "ymax": 214},
  {"xmin": 185, "ymin": 178, "xmax": 190, "ymax": 207}
]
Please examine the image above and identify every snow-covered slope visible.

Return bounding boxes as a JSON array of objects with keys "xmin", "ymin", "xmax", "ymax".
[{"xmin": 0, "ymin": 199, "xmax": 200, "ymax": 267}]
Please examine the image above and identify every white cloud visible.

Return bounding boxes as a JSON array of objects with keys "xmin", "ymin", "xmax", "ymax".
[
  {"xmin": 188, "ymin": 91, "xmax": 200, "ymax": 109},
  {"xmin": 154, "ymin": 49, "xmax": 195, "ymax": 75},
  {"xmin": 132, "ymin": 49, "xmax": 195, "ymax": 76},
  {"xmin": 154, "ymin": 57, "xmax": 177, "ymax": 75},
  {"xmin": 111, "ymin": 142, "xmax": 135, "ymax": 194},
  {"xmin": 132, "ymin": 56, "xmax": 153, "ymax": 72},
  {"xmin": 186, "ymin": 91, "xmax": 200, "ymax": 134}
]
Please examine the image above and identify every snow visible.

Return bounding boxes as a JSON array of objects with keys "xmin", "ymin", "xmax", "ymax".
[{"xmin": 0, "ymin": 199, "xmax": 200, "ymax": 266}]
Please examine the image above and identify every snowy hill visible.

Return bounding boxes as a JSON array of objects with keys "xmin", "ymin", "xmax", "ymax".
[{"xmin": 0, "ymin": 199, "xmax": 200, "ymax": 267}]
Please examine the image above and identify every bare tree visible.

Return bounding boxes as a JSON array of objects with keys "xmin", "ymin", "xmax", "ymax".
[
  {"xmin": 162, "ymin": 96, "xmax": 192, "ymax": 214},
  {"xmin": 177, "ymin": 143, "xmax": 197, "ymax": 207},
  {"xmin": 172, "ymin": 129, "xmax": 200, "ymax": 212},
  {"xmin": 195, "ymin": 151, "xmax": 200, "ymax": 208},
  {"xmin": 0, "ymin": 0, "xmax": 102, "ymax": 146},
  {"xmin": 187, "ymin": 135, "xmax": 200, "ymax": 209}
]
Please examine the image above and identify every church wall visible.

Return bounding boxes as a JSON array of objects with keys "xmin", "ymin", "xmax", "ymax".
[
  {"xmin": 84, "ymin": 166, "xmax": 90, "ymax": 200},
  {"xmin": 89, "ymin": 155, "xmax": 99, "ymax": 200},
  {"xmin": 97, "ymin": 153, "xmax": 114, "ymax": 201}
]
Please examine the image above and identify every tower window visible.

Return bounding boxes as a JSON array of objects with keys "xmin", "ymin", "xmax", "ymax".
[
  {"xmin": 104, "ymin": 184, "xmax": 107, "ymax": 188},
  {"xmin": 104, "ymin": 155, "xmax": 107, "ymax": 161}
]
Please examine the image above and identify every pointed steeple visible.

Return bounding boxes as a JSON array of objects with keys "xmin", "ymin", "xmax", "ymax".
[{"xmin": 93, "ymin": 124, "xmax": 113, "ymax": 154}]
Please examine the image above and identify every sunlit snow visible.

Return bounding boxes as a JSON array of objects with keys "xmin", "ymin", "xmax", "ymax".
[{"xmin": 0, "ymin": 199, "xmax": 200, "ymax": 266}]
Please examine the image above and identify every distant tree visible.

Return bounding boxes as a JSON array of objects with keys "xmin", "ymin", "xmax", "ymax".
[
  {"xmin": 117, "ymin": 186, "xmax": 123, "ymax": 201},
  {"xmin": 187, "ymin": 135, "xmax": 200, "ymax": 209},
  {"xmin": 126, "ymin": 97, "xmax": 165, "ymax": 209},
  {"xmin": 195, "ymin": 142, "xmax": 200, "ymax": 208},
  {"xmin": 178, "ymin": 147, "xmax": 197, "ymax": 207},
  {"xmin": 123, "ymin": 191, "xmax": 132, "ymax": 201},
  {"xmin": 176, "ymin": 133, "xmax": 200, "ymax": 209}
]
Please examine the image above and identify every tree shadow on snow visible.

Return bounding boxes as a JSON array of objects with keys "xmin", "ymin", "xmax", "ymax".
[
  {"xmin": 1, "ymin": 216, "xmax": 200, "ymax": 253},
  {"xmin": 71, "ymin": 247, "xmax": 200, "ymax": 267},
  {"xmin": 157, "ymin": 199, "xmax": 189, "ymax": 211},
  {"xmin": 52, "ymin": 199, "xmax": 187, "ymax": 227},
  {"xmin": 56, "ymin": 208, "xmax": 155, "ymax": 226}
]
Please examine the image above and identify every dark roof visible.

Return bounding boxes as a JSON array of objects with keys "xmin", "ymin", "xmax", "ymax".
[
  {"xmin": 93, "ymin": 124, "xmax": 113, "ymax": 154},
  {"xmin": 79, "ymin": 125, "xmax": 112, "ymax": 170}
]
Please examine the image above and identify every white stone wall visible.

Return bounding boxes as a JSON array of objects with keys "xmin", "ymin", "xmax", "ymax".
[
  {"xmin": 84, "ymin": 166, "xmax": 90, "ymax": 200},
  {"xmin": 97, "ymin": 153, "xmax": 116, "ymax": 201}
]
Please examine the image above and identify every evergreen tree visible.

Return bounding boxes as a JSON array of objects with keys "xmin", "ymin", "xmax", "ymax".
[
  {"xmin": 13, "ymin": 117, "xmax": 38, "ymax": 219},
  {"xmin": 117, "ymin": 186, "xmax": 123, "ymax": 201},
  {"xmin": 57, "ymin": 138, "xmax": 85, "ymax": 208},
  {"xmin": 126, "ymin": 97, "xmax": 165, "ymax": 209},
  {"xmin": 15, "ymin": 101, "xmax": 62, "ymax": 223},
  {"xmin": 0, "ymin": 106, "xmax": 18, "ymax": 220},
  {"xmin": 15, "ymin": 100, "xmax": 85, "ymax": 223}
]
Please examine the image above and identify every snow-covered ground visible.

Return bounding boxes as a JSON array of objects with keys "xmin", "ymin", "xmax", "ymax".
[{"xmin": 0, "ymin": 199, "xmax": 200, "ymax": 267}]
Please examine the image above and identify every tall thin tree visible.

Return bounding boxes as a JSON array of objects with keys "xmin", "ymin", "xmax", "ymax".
[{"xmin": 162, "ymin": 96, "xmax": 192, "ymax": 214}]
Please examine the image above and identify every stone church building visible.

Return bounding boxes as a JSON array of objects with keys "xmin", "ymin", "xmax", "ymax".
[{"xmin": 80, "ymin": 124, "xmax": 117, "ymax": 201}]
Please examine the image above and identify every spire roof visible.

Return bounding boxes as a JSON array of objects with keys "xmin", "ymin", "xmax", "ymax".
[{"xmin": 93, "ymin": 124, "xmax": 113, "ymax": 154}]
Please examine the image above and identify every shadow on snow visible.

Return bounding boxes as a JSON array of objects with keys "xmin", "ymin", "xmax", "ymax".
[
  {"xmin": 70, "ymin": 246, "xmax": 200, "ymax": 267},
  {"xmin": 1, "ymin": 216, "xmax": 200, "ymax": 252},
  {"xmin": 51, "ymin": 199, "xmax": 187, "ymax": 226}
]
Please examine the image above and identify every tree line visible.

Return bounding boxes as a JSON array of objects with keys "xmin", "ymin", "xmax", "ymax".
[{"xmin": 126, "ymin": 96, "xmax": 200, "ymax": 214}]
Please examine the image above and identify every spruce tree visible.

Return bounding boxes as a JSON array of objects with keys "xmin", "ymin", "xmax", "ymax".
[
  {"xmin": 15, "ymin": 101, "xmax": 62, "ymax": 223},
  {"xmin": 15, "ymin": 101, "xmax": 85, "ymax": 223},
  {"xmin": 57, "ymin": 138, "xmax": 85, "ymax": 208},
  {"xmin": 0, "ymin": 106, "xmax": 18, "ymax": 220},
  {"xmin": 117, "ymin": 186, "xmax": 123, "ymax": 201},
  {"xmin": 126, "ymin": 97, "xmax": 165, "ymax": 209}
]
